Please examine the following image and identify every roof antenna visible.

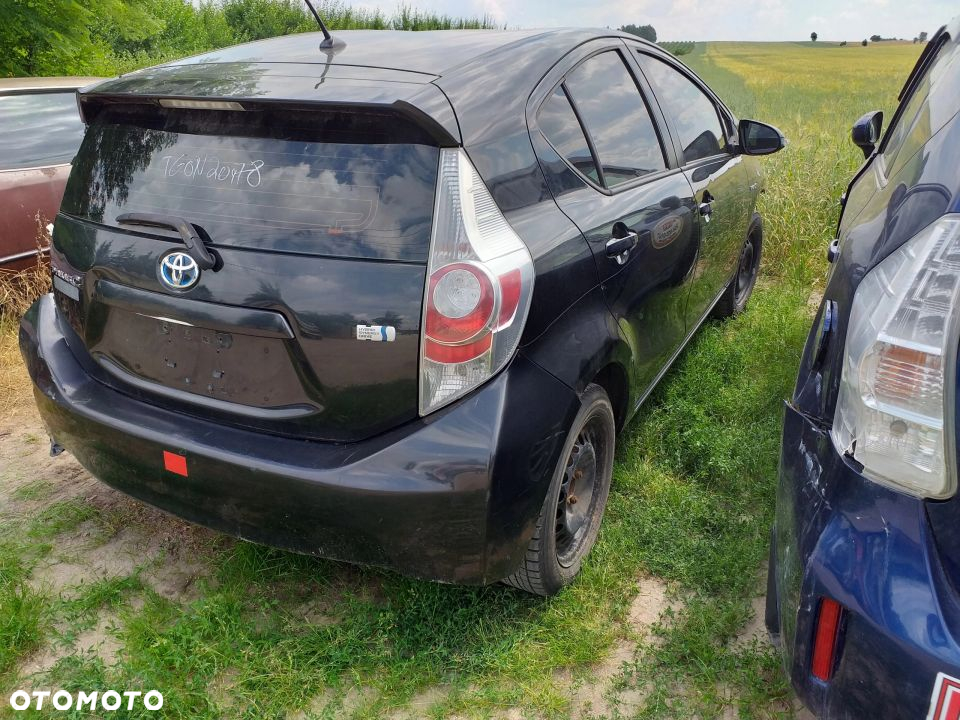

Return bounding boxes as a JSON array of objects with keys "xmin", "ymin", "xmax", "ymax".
[{"xmin": 302, "ymin": 0, "xmax": 340, "ymax": 49}]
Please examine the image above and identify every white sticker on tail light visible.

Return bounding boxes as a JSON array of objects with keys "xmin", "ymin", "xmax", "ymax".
[
  {"xmin": 928, "ymin": 672, "xmax": 960, "ymax": 720},
  {"xmin": 418, "ymin": 149, "xmax": 535, "ymax": 415}
]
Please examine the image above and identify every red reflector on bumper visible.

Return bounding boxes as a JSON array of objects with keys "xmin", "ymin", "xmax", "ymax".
[
  {"xmin": 163, "ymin": 451, "xmax": 188, "ymax": 477},
  {"xmin": 811, "ymin": 597, "xmax": 843, "ymax": 681}
]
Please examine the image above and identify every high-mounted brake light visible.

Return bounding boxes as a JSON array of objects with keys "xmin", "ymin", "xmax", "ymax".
[
  {"xmin": 833, "ymin": 215, "xmax": 960, "ymax": 498},
  {"xmin": 418, "ymin": 149, "xmax": 535, "ymax": 414},
  {"xmin": 158, "ymin": 99, "xmax": 245, "ymax": 111}
]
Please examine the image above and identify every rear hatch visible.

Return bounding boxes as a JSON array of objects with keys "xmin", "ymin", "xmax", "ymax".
[{"xmin": 53, "ymin": 97, "xmax": 442, "ymax": 442}]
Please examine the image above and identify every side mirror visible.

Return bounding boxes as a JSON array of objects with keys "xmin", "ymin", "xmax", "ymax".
[
  {"xmin": 738, "ymin": 119, "xmax": 786, "ymax": 156},
  {"xmin": 851, "ymin": 111, "xmax": 883, "ymax": 158}
]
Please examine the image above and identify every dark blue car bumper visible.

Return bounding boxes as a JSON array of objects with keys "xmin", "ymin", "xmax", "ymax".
[{"xmin": 772, "ymin": 402, "xmax": 960, "ymax": 719}]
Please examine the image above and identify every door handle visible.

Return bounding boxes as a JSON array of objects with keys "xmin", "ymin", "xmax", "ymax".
[
  {"xmin": 606, "ymin": 231, "xmax": 638, "ymax": 265},
  {"xmin": 116, "ymin": 212, "xmax": 217, "ymax": 270}
]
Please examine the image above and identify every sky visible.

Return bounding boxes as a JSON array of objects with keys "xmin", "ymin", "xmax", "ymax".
[{"xmin": 353, "ymin": 0, "xmax": 954, "ymax": 42}]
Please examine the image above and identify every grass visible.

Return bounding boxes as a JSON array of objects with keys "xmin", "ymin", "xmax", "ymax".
[
  {"xmin": 0, "ymin": 40, "xmax": 924, "ymax": 718},
  {"xmin": 0, "ymin": 543, "xmax": 45, "ymax": 683},
  {"xmin": 0, "ymin": 222, "xmax": 50, "ymax": 419}
]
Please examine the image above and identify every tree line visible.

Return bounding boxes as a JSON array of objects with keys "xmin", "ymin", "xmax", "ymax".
[
  {"xmin": 618, "ymin": 25, "xmax": 694, "ymax": 56},
  {"xmin": 0, "ymin": 0, "xmax": 499, "ymax": 78}
]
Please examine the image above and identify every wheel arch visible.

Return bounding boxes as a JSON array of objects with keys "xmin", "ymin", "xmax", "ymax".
[
  {"xmin": 591, "ymin": 362, "xmax": 630, "ymax": 433},
  {"xmin": 520, "ymin": 285, "xmax": 637, "ymax": 428}
]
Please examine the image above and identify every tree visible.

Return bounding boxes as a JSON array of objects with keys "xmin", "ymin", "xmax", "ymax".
[
  {"xmin": 620, "ymin": 23, "xmax": 657, "ymax": 43},
  {"xmin": 870, "ymin": 34, "xmax": 882, "ymax": 42},
  {"xmin": 862, "ymin": 38, "xmax": 868, "ymax": 46},
  {"xmin": 919, "ymin": 31, "xmax": 929, "ymax": 42},
  {"xmin": 840, "ymin": 40, "xmax": 847, "ymax": 47},
  {"xmin": 0, "ymin": 0, "xmax": 162, "ymax": 76},
  {"xmin": 810, "ymin": 31, "xmax": 818, "ymax": 41}
]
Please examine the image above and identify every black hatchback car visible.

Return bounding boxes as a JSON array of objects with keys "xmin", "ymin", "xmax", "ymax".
[{"xmin": 20, "ymin": 29, "xmax": 783, "ymax": 595}]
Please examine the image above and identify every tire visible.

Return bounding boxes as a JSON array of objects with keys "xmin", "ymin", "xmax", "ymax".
[
  {"xmin": 712, "ymin": 214, "xmax": 762, "ymax": 319},
  {"xmin": 503, "ymin": 383, "xmax": 616, "ymax": 596}
]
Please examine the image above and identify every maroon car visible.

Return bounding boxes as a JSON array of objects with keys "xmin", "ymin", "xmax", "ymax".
[{"xmin": 0, "ymin": 77, "xmax": 101, "ymax": 272}]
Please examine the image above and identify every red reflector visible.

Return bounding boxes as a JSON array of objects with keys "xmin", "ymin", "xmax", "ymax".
[
  {"xmin": 163, "ymin": 451, "xmax": 188, "ymax": 477},
  {"xmin": 811, "ymin": 597, "xmax": 843, "ymax": 681}
]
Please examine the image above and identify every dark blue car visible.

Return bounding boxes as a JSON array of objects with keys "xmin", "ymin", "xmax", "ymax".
[{"xmin": 768, "ymin": 18, "xmax": 960, "ymax": 720}]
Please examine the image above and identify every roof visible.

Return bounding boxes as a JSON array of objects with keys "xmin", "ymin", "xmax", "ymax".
[
  {"xmin": 0, "ymin": 77, "xmax": 104, "ymax": 93},
  {"xmin": 164, "ymin": 28, "xmax": 598, "ymax": 77},
  {"xmin": 78, "ymin": 28, "xmax": 655, "ymax": 149}
]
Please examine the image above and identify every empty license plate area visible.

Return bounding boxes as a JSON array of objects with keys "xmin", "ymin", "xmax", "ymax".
[{"xmin": 89, "ymin": 308, "xmax": 316, "ymax": 411}]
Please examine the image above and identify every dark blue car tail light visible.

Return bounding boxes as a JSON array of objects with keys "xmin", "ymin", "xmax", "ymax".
[{"xmin": 811, "ymin": 597, "xmax": 844, "ymax": 681}]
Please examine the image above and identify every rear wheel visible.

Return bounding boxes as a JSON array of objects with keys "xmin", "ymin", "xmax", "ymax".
[
  {"xmin": 712, "ymin": 215, "xmax": 762, "ymax": 319},
  {"xmin": 503, "ymin": 384, "xmax": 615, "ymax": 596}
]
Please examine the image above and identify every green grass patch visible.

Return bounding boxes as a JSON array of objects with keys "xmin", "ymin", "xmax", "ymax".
[
  {"xmin": 27, "ymin": 500, "xmax": 99, "ymax": 540},
  {"xmin": 0, "ymin": 543, "xmax": 46, "ymax": 683},
  {"xmin": 11, "ymin": 480, "xmax": 56, "ymax": 503}
]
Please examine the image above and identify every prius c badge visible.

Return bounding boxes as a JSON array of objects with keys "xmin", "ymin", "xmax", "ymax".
[{"xmin": 159, "ymin": 251, "xmax": 201, "ymax": 291}]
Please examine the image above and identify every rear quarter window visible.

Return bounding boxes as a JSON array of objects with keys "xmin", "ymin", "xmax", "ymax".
[
  {"xmin": 0, "ymin": 91, "xmax": 84, "ymax": 171},
  {"xmin": 537, "ymin": 86, "xmax": 600, "ymax": 183},
  {"xmin": 62, "ymin": 106, "xmax": 440, "ymax": 262}
]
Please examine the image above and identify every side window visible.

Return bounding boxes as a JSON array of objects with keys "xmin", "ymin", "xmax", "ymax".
[
  {"xmin": 563, "ymin": 51, "xmax": 666, "ymax": 188},
  {"xmin": 881, "ymin": 38, "xmax": 958, "ymax": 176},
  {"xmin": 538, "ymin": 87, "xmax": 600, "ymax": 184},
  {"xmin": 0, "ymin": 92, "xmax": 85, "ymax": 171},
  {"xmin": 636, "ymin": 54, "xmax": 728, "ymax": 164}
]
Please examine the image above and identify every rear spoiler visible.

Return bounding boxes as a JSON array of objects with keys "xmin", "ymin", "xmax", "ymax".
[{"xmin": 77, "ymin": 65, "xmax": 461, "ymax": 146}]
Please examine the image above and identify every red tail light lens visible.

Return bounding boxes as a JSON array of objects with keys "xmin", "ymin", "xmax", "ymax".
[
  {"xmin": 811, "ymin": 597, "xmax": 844, "ymax": 681},
  {"xmin": 426, "ymin": 263, "xmax": 496, "ymax": 346}
]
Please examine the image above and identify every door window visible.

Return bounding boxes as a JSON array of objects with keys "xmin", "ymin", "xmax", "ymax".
[
  {"xmin": 537, "ymin": 86, "xmax": 600, "ymax": 183},
  {"xmin": 636, "ymin": 54, "xmax": 728, "ymax": 164},
  {"xmin": 0, "ymin": 92, "xmax": 84, "ymax": 171},
  {"xmin": 563, "ymin": 51, "xmax": 666, "ymax": 188},
  {"xmin": 880, "ymin": 36, "xmax": 959, "ymax": 176}
]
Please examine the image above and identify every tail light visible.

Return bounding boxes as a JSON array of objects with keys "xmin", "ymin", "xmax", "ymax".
[
  {"xmin": 419, "ymin": 149, "xmax": 534, "ymax": 415},
  {"xmin": 833, "ymin": 215, "xmax": 960, "ymax": 498}
]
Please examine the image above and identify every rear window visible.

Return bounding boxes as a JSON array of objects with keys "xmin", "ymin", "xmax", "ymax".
[
  {"xmin": 62, "ymin": 106, "xmax": 440, "ymax": 262},
  {"xmin": 0, "ymin": 91, "xmax": 84, "ymax": 171}
]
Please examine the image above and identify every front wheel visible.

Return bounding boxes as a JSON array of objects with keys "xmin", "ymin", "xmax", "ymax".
[
  {"xmin": 712, "ymin": 214, "xmax": 762, "ymax": 319},
  {"xmin": 503, "ymin": 384, "xmax": 615, "ymax": 596}
]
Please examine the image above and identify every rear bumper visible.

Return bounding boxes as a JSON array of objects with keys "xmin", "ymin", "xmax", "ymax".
[
  {"xmin": 20, "ymin": 294, "xmax": 580, "ymax": 584},
  {"xmin": 772, "ymin": 402, "xmax": 960, "ymax": 718}
]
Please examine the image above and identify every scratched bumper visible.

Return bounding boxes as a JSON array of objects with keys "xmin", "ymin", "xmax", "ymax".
[{"xmin": 771, "ymin": 401, "xmax": 960, "ymax": 719}]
